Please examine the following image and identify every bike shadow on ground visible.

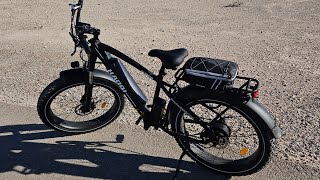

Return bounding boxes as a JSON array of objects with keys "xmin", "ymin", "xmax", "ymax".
[{"xmin": 0, "ymin": 124, "xmax": 231, "ymax": 180}]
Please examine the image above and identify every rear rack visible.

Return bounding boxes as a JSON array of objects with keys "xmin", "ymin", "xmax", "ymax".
[
  {"xmin": 234, "ymin": 76, "xmax": 259, "ymax": 94},
  {"xmin": 174, "ymin": 68, "xmax": 259, "ymax": 96}
]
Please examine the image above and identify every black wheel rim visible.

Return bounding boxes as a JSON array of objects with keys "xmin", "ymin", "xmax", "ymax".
[{"xmin": 175, "ymin": 99, "xmax": 266, "ymax": 174}]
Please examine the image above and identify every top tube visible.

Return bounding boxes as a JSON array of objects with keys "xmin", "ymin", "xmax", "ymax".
[{"xmin": 97, "ymin": 43, "xmax": 158, "ymax": 80}]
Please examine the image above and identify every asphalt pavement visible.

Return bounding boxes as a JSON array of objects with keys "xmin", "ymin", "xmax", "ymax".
[{"xmin": 0, "ymin": 102, "xmax": 318, "ymax": 180}]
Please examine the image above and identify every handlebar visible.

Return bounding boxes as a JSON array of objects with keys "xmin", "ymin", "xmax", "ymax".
[
  {"xmin": 76, "ymin": 0, "xmax": 84, "ymax": 24},
  {"xmin": 76, "ymin": 22, "xmax": 99, "ymax": 35},
  {"xmin": 72, "ymin": 23, "xmax": 100, "ymax": 56},
  {"xmin": 69, "ymin": 0, "xmax": 101, "ymax": 56},
  {"xmin": 69, "ymin": 0, "xmax": 84, "ymax": 23}
]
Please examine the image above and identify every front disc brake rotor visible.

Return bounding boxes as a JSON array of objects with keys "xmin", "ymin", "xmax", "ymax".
[{"xmin": 74, "ymin": 102, "xmax": 96, "ymax": 116}]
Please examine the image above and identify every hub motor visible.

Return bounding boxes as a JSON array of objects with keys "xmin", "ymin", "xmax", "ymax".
[{"xmin": 200, "ymin": 122, "xmax": 231, "ymax": 149}]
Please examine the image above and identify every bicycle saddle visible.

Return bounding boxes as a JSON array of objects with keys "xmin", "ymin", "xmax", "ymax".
[{"xmin": 148, "ymin": 48, "xmax": 188, "ymax": 69}]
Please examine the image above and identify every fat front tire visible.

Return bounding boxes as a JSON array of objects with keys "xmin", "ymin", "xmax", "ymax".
[
  {"xmin": 169, "ymin": 86, "xmax": 273, "ymax": 176},
  {"xmin": 37, "ymin": 77, "xmax": 124, "ymax": 133}
]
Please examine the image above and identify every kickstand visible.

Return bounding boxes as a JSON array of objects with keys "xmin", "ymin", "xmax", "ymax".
[{"xmin": 172, "ymin": 150, "xmax": 187, "ymax": 180}]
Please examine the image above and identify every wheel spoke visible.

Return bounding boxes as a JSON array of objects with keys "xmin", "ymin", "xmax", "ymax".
[
  {"xmin": 55, "ymin": 110, "xmax": 74, "ymax": 117},
  {"xmin": 173, "ymin": 95, "xmax": 270, "ymax": 174},
  {"xmin": 42, "ymin": 80, "xmax": 123, "ymax": 133},
  {"xmin": 230, "ymin": 134, "xmax": 256, "ymax": 138}
]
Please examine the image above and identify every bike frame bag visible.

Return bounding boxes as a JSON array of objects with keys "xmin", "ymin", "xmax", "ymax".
[{"xmin": 178, "ymin": 57, "xmax": 239, "ymax": 90}]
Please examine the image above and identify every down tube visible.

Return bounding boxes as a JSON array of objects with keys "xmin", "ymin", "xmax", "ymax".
[{"xmin": 103, "ymin": 58, "xmax": 148, "ymax": 112}]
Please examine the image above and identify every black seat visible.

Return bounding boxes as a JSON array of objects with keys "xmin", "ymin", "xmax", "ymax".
[{"xmin": 148, "ymin": 48, "xmax": 188, "ymax": 69}]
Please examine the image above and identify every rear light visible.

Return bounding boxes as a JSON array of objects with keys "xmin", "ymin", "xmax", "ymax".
[{"xmin": 252, "ymin": 90, "xmax": 259, "ymax": 99}]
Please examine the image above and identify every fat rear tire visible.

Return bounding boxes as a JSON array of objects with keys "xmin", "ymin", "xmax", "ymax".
[{"xmin": 169, "ymin": 86, "xmax": 273, "ymax": 176}]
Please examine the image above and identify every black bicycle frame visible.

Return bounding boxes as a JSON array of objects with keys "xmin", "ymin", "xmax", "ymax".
[
  {"xmin": 94, "ymin": 42, "xmax": 169, "ymax": 113},
  {"xmin": 83, "ymin": 40, "xmax": 215, "ymax": 136},
  {"xmin": 73, "ymin": 0, "xmax": 213, "ymax": 134}
]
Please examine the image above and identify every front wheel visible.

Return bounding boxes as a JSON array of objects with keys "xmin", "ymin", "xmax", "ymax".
[
  {"xmin": 169, "ymin": 86, "xmax": 273, "ymax": 176},
  {"xmin": 37, "ymin": 77, "xmax": 124, "ymax": 133}
]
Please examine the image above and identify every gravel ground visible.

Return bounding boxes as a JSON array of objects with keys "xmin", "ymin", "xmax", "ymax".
[{"xmin": 0, "ymin": 0, "xmax": 319, "ymax": 172}]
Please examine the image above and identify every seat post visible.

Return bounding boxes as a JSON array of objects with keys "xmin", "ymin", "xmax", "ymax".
[
  {"xmin": 158, "ymin": 65, "xmax": 166, "ymax": 79},
  {"xmin": 152, "ymin": 65, "xmax": 166, "ymax": 103}
]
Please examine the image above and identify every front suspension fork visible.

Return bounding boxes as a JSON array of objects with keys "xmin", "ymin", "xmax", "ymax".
[
  {"xmin": 82, "ymin": 52, "xmax": 97, "ymax": 112},
  {"xmin": 82, "ymin": 70, "xmax": 94, "ymax": 112}
]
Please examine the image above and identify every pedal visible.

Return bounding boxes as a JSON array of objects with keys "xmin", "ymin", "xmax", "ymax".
[
  {"xmin": 135, "ymin": 111, "xmax": 151, "ymax": 130},
  {"xmin": 135, "ymin": 113, "xmax": 144, "ymax": 125},
  {"xmin": 143, "ymin": 112, "xmax": 151, "ymax": 130}
]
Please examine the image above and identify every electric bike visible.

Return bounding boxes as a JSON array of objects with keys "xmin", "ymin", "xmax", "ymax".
[{"xmin": 37, "ymin": 0, "xmax": 281, "ymax": 176}]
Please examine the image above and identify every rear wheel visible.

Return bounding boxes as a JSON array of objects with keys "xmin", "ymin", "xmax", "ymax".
[
  {"xmin": 37, "ymin": 77, "xmax": 124, "ymax": 133},
  {"xmin": 169, "ymin": 86, "xmax": 273, "ymax": 176}
]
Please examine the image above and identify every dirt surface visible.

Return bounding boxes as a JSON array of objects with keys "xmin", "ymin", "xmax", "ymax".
[
  {"xmin": 0, "ymin": 0, "xmax": 319, "ymax": 178},
  {"xmin": 0, "ymin": 103, "xmax": 319, "ymax": 180}
]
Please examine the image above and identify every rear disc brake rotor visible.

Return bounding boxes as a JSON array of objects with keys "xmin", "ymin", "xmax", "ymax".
[{"xmin": 200, "ymin": 122, "xmax": 231, "ymax": 149}]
